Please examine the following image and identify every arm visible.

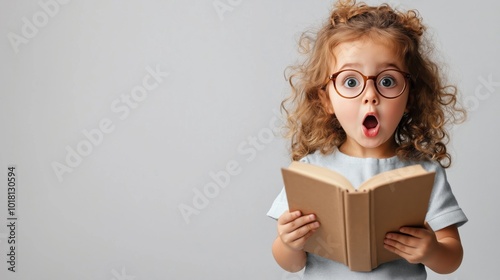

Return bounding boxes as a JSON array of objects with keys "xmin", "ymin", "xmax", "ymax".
[
  {"xmin": 384, "ymin": 224, "xmax": 463, "ymax": 274},
  {"xmin": 272, "ymin": 210, "xmax": 320, "ymax": 272}
]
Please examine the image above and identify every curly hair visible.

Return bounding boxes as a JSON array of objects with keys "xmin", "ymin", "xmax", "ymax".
[{"xmin": 281, "ymin": 0, "xmax": 465, "ymax": 168}]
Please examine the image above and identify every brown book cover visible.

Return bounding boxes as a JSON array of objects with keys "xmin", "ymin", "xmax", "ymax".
[{"xmin": 281, "ymin": 161, "xmax": 435, "ymax": 271}]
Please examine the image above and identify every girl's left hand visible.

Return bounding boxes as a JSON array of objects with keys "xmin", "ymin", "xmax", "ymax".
[{"xmin": 383, "ymin": 224, "xmax": 439, "ymax": 264}]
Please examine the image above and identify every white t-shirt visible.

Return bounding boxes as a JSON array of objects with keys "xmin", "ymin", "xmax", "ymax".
[{"xmin": 267, "ymin": 149, "xmax": 467, "ymax": 279}]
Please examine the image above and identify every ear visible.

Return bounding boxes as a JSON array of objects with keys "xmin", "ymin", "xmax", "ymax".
[{"xmin": 319, "ymin": 88, "xmax": 334, "ymax": 115}]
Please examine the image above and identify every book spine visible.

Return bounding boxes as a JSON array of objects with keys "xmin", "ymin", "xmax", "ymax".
[
  {"xmin": 344, "ymin": 190, "xmax": 372, "ymax": 272},
  {"xmin": 369, "ymin": 189, "xmax": 377, "ymax": 270}
]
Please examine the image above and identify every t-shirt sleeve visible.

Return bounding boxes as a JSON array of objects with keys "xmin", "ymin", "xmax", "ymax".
[
  {"xmin": 424, "ymin": 163, "xmax": 468, "ymax": 231},
  {"xmin": 266, "ymin": 187, "xmax": 289, "ymax": 220}
]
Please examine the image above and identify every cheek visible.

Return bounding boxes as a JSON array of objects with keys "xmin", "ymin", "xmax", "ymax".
[
  {"xmin": 330, "ymin": 96, "xmax": 358, "ymax": 125},
  {"xmin": 383, "ymin": 99, "xmax": 408, "ymax": 126}
]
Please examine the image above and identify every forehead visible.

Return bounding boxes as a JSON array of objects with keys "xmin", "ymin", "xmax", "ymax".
[{"xmin": 331, "ymin": 38, "xmax": 406, "ymax": 72}]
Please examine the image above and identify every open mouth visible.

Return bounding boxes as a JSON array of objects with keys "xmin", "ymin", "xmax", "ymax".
[
  {"xmin": 362, "ymin": 114, "xmax": 379, "ymax": 137},
  {"xmin": 363, "ymin": 115, "xmax": 379, "ymax": 130}
]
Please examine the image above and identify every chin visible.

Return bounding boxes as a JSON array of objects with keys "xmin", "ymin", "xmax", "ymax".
[{"xmin": 359, "ymin": 138, "xmax": 393, "ymax": 150}]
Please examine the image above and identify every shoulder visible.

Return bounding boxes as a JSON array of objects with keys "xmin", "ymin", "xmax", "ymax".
[
  {"xmin": 299, "ymin": 150, "xmax": 339, "ymax": 165},
  {"xmin": 413, "ymin": 160, "xmax": 447, "ymax": 178}
]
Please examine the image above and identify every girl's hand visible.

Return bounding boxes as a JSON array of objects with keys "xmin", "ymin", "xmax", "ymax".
[
  {"xmin": 383, "ymin": 224, "xmax": 438, "ymax": 264},
  {"xmin": 384, "ymin": 224, "xmax": 463, "ymax": 273},
  {"xmin": 277, "ymin": 210, "xmax": 320, "ymax": 251}
]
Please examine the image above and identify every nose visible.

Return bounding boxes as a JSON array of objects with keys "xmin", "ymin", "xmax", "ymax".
[{"xmin": 363, "ymin": 80, "xmax": 379, "ymax": 105}]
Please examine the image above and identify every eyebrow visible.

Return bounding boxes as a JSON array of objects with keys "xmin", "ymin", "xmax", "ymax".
[{"xmin": 336, "ymin": 62, "xmax": 403, "ymax": 72}]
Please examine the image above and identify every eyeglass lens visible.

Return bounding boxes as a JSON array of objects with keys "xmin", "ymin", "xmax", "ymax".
[{"xmin": 334, "ymin": 70, "xmax": 407, "ymax": 98}]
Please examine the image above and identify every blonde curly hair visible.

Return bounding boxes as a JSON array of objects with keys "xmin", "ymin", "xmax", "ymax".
[{"xmin": 281, "ymin": 0, "xmax": 465, "ymax": 168}]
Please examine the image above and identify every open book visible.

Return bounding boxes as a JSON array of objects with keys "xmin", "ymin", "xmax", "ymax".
[{"xmin": 281, "ymin": 161, "xmax": 435, "ymax": 271}]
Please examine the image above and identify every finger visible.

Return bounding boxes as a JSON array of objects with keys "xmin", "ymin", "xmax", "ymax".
[
  {"xmin": 288, "ymin": 227, "xmax": 318, "ymax": 249},
  {"xmin": 289, "ymin": 221, "xmax": 320, "ymax": 241},
  {"xmin": 281, "ymin": 216, "xmax": 319, "ymax": 243},
  {"xmin": 278, "ymin": 210, "xmax": 301, "ymax": 225},
  {"xmin": 383, "ymin": 242, "xmax": 412, "ymax": 258},
  {"xmin": 283, "ymin": 222, "xmax": 320, "ymax": 248},
  {"xmin": 384, "ymin": 235, "xmax": 417, "ymax": 255},
  {"xmin": 399, "ymin": 226, "xmax": 429, "ymax": 239},
  {"xmin": 281, "ymin": 213, "xmax": 318, "ymax": 234},
  {"xmin": 385, "ymin": 233, "xmax": 417, "ymax": 248}
]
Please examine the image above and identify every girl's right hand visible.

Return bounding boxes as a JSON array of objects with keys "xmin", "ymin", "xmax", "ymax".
[{"xmin": 277, "ymin": 210, "xmax": 320, "ymax": 251}]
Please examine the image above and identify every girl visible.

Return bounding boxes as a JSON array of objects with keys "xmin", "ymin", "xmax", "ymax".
[{"xmin": 267, "ymin": 1, "xmax": 467, "ymax": 279}]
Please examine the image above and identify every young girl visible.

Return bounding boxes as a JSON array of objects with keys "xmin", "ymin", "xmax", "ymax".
[{"xmin": 267, "ymin": 1, "xmax": 467, "ymax": 279}]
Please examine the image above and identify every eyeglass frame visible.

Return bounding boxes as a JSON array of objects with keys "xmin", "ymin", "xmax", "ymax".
[{"xmin": 327, "ymin": 69, "xmax": 412, "ymax": 99}]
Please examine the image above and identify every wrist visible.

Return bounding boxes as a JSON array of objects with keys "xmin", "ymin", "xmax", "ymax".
[
  {"xmin": 273, "ymin": 237, "xmax": 307, "ymax": 272},
  {"xmin": 278, "ymin": 235, "xmax": 305, "ymax": 252},
  {"xmin": 423, "ymin": 237, "xmax": 463, "ymax": 274}
]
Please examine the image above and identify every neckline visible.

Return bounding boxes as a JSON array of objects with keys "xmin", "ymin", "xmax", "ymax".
[{"xmin": 334, "ymin": 148, "xmax": 400, "ymax": 164}]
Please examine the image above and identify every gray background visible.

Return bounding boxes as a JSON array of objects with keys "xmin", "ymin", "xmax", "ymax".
[{"xmin": 0, "ymin": 0, "xmax": 498, "ymax": 279}]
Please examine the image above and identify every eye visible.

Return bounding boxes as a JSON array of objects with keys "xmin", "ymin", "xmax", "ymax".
[
  {"xmin": 343, "ymin": 77, "xmax": 361, "ymax": 88},
  {"xmin": 379, "ymin": 76, "xmax": 397, "ymax": 88}
]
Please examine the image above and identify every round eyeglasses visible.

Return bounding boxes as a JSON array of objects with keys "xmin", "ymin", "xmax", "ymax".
[{"xmin": 328, "ymin": 69, "xmax": 412, "ymax": 99}]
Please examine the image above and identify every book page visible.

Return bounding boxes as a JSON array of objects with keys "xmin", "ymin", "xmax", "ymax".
[
  {"xmin": 288, "ymin": 161, "xmax": 355, "ymax": 192},
  {"xmin": 358, "ymin": 165, "xmax": 427, "ymax": 191}
]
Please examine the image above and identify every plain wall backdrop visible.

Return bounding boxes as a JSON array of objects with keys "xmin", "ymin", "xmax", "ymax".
[{"xmin": 0, "ymin": 0, "xmax": 498, "ymax": 279}]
